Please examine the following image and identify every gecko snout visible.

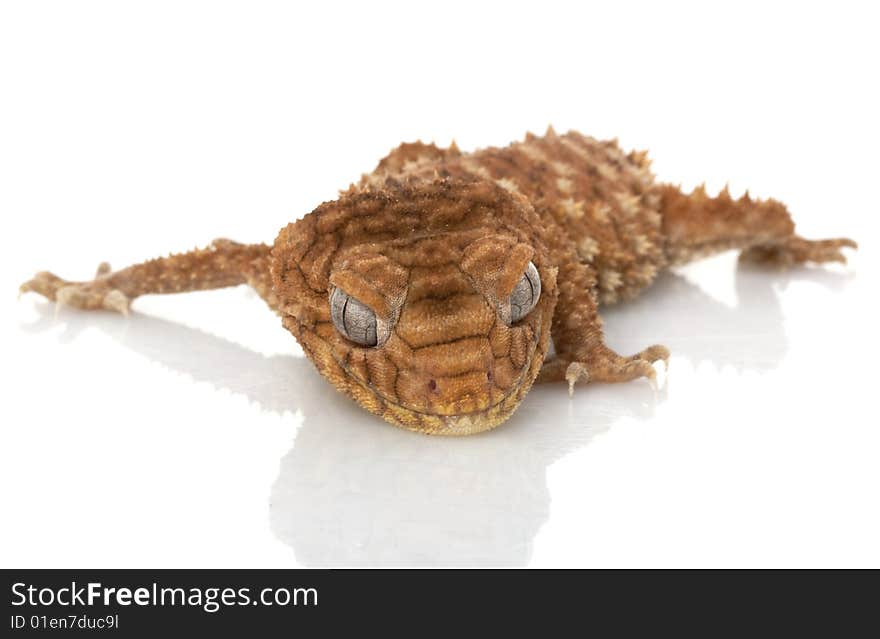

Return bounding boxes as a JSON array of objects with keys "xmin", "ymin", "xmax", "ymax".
[{"xmin": 390, "ymin": 333, "xmax": 498, "ymax": 416}]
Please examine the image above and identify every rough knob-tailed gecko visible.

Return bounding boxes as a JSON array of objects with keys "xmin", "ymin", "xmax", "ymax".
[{"xmin": 21, "ymin": 129, "xmax": 856, "ymax": 435}]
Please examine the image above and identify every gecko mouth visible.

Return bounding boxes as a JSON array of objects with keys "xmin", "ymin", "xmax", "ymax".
[
  {"xmin": 379, "ymin": 395, "xmax": 523, "ymax": 436},
  {"xmin": 386, "ymin": 388, "xmax": 521, "ymax": 430},
  {"xmin": 350, "ymin": 354, "xmax": 540, "ymax": 436}
]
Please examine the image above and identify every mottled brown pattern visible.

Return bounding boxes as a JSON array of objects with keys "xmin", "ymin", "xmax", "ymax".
[
  {"xmin": 21, "ymin": 129, "xmax": 856, "ymax": 435},
  {"xmin": 361, "ymin": 129, "xmax": 665, "ymax": 305}
]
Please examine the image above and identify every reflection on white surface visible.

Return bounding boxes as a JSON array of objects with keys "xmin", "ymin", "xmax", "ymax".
[
  {"xmin": 270, "ymin": 368, "xmax": 656, "ymax": 567},
  {"xmin": 17, "ymin": 259, "xmax": 855, "ymax": 566},
  {"xmin": 603, "ymin": 261, "xmax": 852, "ymax": 372}
]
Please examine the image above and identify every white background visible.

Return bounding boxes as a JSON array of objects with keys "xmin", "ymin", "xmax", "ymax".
[{"xmin": 1, "ymin": 1, "xmax": 877, "ymax": 567}]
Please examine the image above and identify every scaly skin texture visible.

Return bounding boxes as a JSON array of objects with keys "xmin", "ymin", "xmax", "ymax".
[{"xmin": 20, "ymin": 129, "xmax": 857, "ymax": 435}]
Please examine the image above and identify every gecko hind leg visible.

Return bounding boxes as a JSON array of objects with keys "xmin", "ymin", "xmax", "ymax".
[
  {"xmin": 20, "ymin": 239, "xmax": 273, "ymax": 314},
  {"xmin": 739, "ymin": 236, "xmax": 858, "ymax": 267},
  {"xmin": 659, "ymin": 184, "xmax": 857, "ymax": 267}
]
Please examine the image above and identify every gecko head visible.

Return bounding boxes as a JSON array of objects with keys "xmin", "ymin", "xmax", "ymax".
[{"xmin": 272, "ymin": 178, "xmax": 558, "ymax": 435}]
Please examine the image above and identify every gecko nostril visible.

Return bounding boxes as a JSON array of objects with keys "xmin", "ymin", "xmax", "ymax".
[
  {"xmin": 487, "ymin": 370, "xmax": 493, "ymax": 382},
  {"xmin": 428, "ymin": 379, "xmax": 437, "ymax": 392}
]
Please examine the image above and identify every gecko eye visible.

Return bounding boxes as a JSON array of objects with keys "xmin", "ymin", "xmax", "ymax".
[
  {"xmin": 330, "ymin": 287, "xmax": 379, "ymax": 347},
  {"xmin": 507, "ymin": 261, "xmax": 541, "ymax": 324}
]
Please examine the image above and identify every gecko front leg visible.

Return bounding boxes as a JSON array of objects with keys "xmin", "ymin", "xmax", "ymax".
[
  {"xmin": 20, "ymin": 239, "xmax": 274, "ymax": 314},
  {"xmin": 536, "ymin": 258, "xmax": 669, "ymax": 394}
]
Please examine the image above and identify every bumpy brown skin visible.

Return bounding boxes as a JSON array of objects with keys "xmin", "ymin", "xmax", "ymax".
[{"xmin": 20, "ymin": 129, "xmax": 857, "ymax": 435}]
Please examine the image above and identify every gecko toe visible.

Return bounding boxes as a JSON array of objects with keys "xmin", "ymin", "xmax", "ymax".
[
  {"xmin": 55, "ymin": 284, "xmax": 85, "ymax": 310},
  {"xmin": 636, "ymin": 344, "xmax": 670, "ymax": 368},
  {"xmin": 52, "ymin": 282, "xmax": 130, "ymax": 315},
  {"xmin": 102, "ymin": 289, "xmax": 131, "ymax": 315},
  {"xmin": 741, "ymin": 236, "xmax": 858, "ymax": 267},
  {"xmin": 633, "ymin": 359, "xmax": 657, "ymax": 382},
  {"xmin": 20, "ymin": 271, "xmax": 64, "ymax": 300},
  {"xmin": 564, "ymin": 362, "xmax": 590, "ymax": 396},
  {"xmin": 551, "ymin": 342, "xmax": 669, "ymax": 393}
]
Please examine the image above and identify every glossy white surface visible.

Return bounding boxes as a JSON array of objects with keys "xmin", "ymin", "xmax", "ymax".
[{"xmin": 2, "ymin": 1, "xmax": 878, "ymax": 567}]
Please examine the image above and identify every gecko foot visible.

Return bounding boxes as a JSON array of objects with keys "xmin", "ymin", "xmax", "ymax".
[
  {"xmin": 20, "ymin": 267, "xmax": 131, "ymax": 315},
  {"xmin": 740, "ymin": 236, "xmax": 857, "ymax": 267},
  {"xmin": 537, "ymin": 344, "xmax": 669, "ymax": 395}
]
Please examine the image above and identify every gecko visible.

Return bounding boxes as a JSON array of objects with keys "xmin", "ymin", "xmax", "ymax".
[{"xmin": 20, "ymin": 128, "xmax": 856, "ymax": 435}]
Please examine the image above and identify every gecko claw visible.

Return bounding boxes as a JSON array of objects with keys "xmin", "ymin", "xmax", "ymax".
[
  {"xmin": 565, "ymin": 362, "xmax": 590, "ymax": 397},
  {"xmin": 630, "ymin": 344, "xmax": 669, "ymax": 385},
  {"xmin": 645, "ymin": 367, "xmax": 660, "ymax": 392},
  {"xmin": 102, "ymin": 289, "xmax": 131, "ymax": 315},
  {"xmin": 636, "ymin": 344, "xmax": 670, "ymax": 367}
]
